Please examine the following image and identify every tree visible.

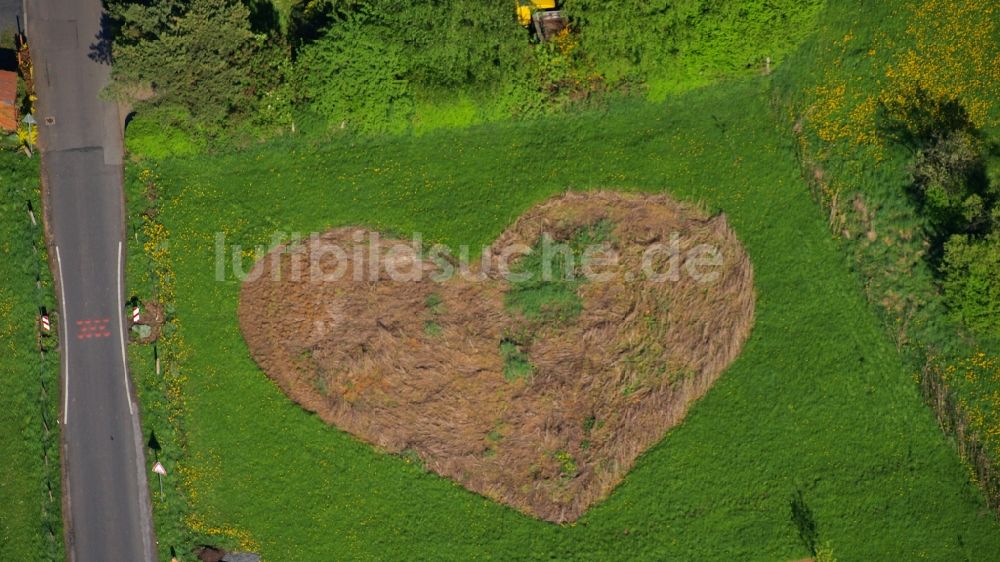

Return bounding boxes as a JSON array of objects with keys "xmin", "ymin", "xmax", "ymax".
[
  {"xmin": 910, "ymin": 128, "xmax": 993, "ymax": 235},
  {"xmin": 108, "ymin": 0, "xmax": 264, "ymax": 127}
]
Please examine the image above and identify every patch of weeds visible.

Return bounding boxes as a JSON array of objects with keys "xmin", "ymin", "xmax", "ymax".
[
  {"xmin": 424, "ymin": 292, "xmax": 444, "ymax": 336},
  {"xmin": 674, "ymin": 369, "xmax": 698, "ymax": 381},
  {"xmin": 425, "ymin": 292, "xmax": 444, "ymax": 314},
  {"xmin": 311, "ymin": 374, "xmax": 328, "ymax": 395},
  {"xmin": 621, "ymin": 344, "xmax": 670, "ymax": 395},
  {"xmin": 581, "ymin": 415, "xmax": 602, "ymax": 450},
  {"xmin": 484, "ymin": 422, "xmax": 504, "ymax": 457},
  {"xmin": 399, "ymin": 448, "xmax": 426, "ymax": 470},
  {"xmin": 505, "ymin": 220, "xmax": 613, "ymax": 325},
  {"xmin": 581, "ymin": 416, "xmax": 597, "ymax": 450},
  {"xmin": 621, "ymin": 382, "xmax": 639, "ymax": 397},
  {"xmin": 500, "ymin": 338, "xmax": 534, "ymax": 382},
  {"xmin": 554, "ymin": 450, "xmax": 579, "ymax": 478}
]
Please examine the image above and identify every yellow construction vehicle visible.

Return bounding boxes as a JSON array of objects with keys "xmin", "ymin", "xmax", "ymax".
[{"xmin": 516, "ymin": 0, "xmax": 567, "ymax": 42}]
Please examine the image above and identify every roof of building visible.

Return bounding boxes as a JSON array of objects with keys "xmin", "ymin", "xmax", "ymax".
[{"xmin": 0, "ymin": 70, "xmax": 17, "ymax": 131}]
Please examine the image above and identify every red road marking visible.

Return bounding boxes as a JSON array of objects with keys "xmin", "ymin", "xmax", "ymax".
[{"xmin": 75, "ymin": 317, "xmax": 112, "ymax": 340}]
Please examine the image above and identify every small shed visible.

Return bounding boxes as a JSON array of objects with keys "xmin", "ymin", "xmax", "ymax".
[{"xmin": 0, "ymin": 69, "xmax": 16, "ymax": 132}]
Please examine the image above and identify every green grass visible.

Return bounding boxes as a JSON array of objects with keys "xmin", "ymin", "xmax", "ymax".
[
  {"xmin": 127, "ymin": 75, "xmax": 1000, "ymax": 560},
  {"xmin": 505, "ymin": 220, "xmax": 611, "ymax": 325},
  {"xmin": 0, "ymin": 150, "xmax": 62, "ymax": 561},
  {"xmin": 500, "ymin": 339, "xmax": 534, "ymax": 382},
  {"xmin": 423, "ymin": 320, "xmax": 443, "ymax": 337}
]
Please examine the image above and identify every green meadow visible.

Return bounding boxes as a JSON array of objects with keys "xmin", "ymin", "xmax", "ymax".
[{"xmin": 126, "ymin": 78, "xmax": 1000, "ymax": 560}]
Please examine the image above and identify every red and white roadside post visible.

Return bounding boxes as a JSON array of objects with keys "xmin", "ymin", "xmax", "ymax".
[
  {"xmin": 132, "ymin": 305, "xmax": 141, "ymax": 324},
  {"xmin": 40, "ymin": 312, "xmax": 50, "ymax": 333}
]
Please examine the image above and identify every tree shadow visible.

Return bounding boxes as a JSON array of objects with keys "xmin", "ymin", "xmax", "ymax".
[
  {"xmin": 877, "ymin": 85, "xmax": 973, "ymax": 151},
  {"xmin": 123, "ymin": 109, "xmax": 137, "ymax": 132},
  {"xmin": 789, "ymin": 489, "xmax": 818, "ymax": 557},
  {"xmin": 245, "ymin": 0, "xmax": 281, "ymax": 37},
  {"xmin": 287, "ymin": 0, "xmax": 335, "ymax": 50},
  {"xmin": 88, "ymin": 11, "xmax": 114, "ymax": 65},
  {"xmin": 0, "ymin": 47, "xmax": 16, "ymax": 72}
]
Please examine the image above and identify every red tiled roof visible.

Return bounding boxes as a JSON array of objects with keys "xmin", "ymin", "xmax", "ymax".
[{"xmin": 0, "ymin": 70, "xmax": 17, "ymax": 132}]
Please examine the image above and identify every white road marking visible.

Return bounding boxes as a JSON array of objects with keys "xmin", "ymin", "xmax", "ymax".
[
  {"xmin": 56, "ymin": 245, "xmax": 69, "ymax": 425},
  {"xmin": 117, "ymin": 241, "xmax": 135, "ymax": 416}
]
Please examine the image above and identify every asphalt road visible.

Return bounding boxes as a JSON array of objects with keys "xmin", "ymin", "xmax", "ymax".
[
  {"xmin": 28, "ymin": 0, "xmax": 158, "ymax": 560},
  {"xmin": 0, "ymin": 0, "xmax": 21, "ymax": 35}
]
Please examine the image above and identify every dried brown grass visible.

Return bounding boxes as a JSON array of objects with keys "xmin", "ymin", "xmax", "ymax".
[{"xmin": 238, "ymin": 191, "xmax": 755, "ymax": 523}]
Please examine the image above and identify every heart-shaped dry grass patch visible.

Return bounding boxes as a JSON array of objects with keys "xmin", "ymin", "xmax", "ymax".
[{"xmin": 239, "ymin": 191, "xmax": 755, "ymax": 522}]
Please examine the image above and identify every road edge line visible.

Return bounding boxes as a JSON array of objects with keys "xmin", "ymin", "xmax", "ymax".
[
  {"xmin": 55, "ymin": 245, "xmax": 69, "ymax": 426},
  {"xmin": 117, "ymin": 240, "xmax": 135, "ymax": 416}
]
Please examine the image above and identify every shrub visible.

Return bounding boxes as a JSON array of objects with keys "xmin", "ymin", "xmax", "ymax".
[
  {"xmin": 942, "ymin": 233, "xmax": 1000, "ymax": 343},
  {"xmin": 296, "ymin": 20, "xmax": 412, "ymax": 133},
  {"xmin": 371, "ymin": 0, "xmax": 527, "ymax": 89},
  {"xmin": 910, "ymin": 128, "xmax": 992, "ymax": 234},
  {"xmin": 563, "ymin": 0, "xmax": 824, "ymax": 87}
]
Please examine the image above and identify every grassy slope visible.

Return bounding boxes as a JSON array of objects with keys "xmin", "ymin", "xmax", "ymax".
[
  {"xmin": 134, "ymin": 78, "xmax": 1000, "ymax": 561},
  {"xmin": 0, "ymin": 151, "xmax": 61, "ymax": 561},
  {"xmin": 774, "ymin": 0, "xmax": 1000, "ymax": 473}
]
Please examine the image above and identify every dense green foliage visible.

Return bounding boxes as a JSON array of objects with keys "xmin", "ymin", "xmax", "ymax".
[
  {"xmin": 112, "ymin": 0, "xmax": 823, "ymax": 140},
  {"xmin": 296, "ymin": 20, "xmax": 412, "ymax": 133},
  {"xmin": 108, "ymin": 0, "xmax": 284, "ymax": 129},
  {"xmin": 909, "ymin": 129, "xmax": 995, "ymax": 236},
  {"xmin": 886, "ymin": 95, "xmax": 1000, "ymax": 343},
  {"xmin": 563, "ymin": 0, "xmax": 824, "ymax": 93},
  {"xmin": 125, "ymin": 79, "xmax": 1000, "ymax": 560},
  {"xmin": 943, "ymin": 233, "xmax": 1000, "ymax": 343},
  {"xmin": 0, "ymin": 151, "xmax": 62, "ymax": 561}
]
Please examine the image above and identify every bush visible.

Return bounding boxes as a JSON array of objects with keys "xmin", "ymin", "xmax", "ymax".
[
  {"xmin": 942, "ymin": 233, "xmax": 1000, "ymax": 343},
  {"xmin": 371, "ymin": 0, "xmax": 527, "ymax": 89},
  {"xmin": 910, "ymin": 128, "xmax": 992, "ymax": 234},
  {"xmin": 563, "ymin": 0, "xmax": 824, "ymax": 87},
  {"xmin": 296, "ymin": 20, "xmax": 413, "ymax": 133}
]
